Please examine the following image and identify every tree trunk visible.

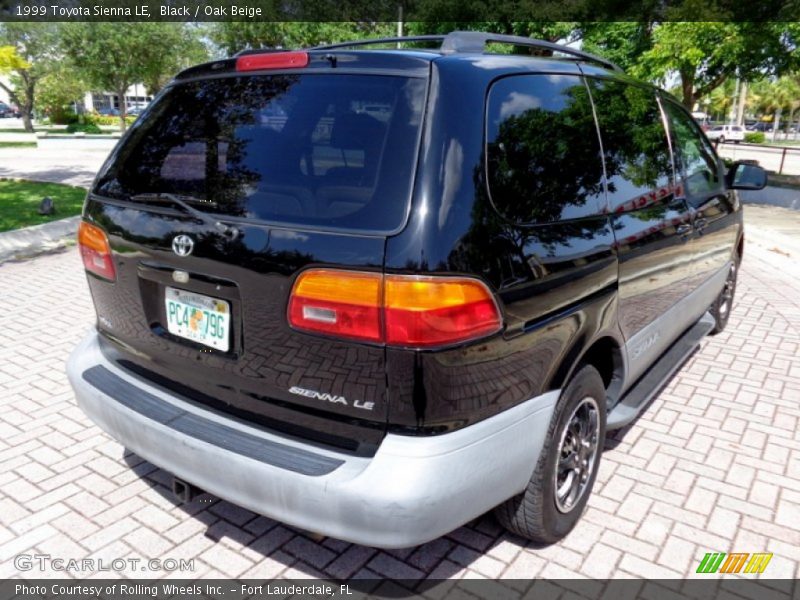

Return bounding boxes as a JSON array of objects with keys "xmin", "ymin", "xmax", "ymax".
[
  {"xmin": 117, "ymin": 85, "xmax": 127, "ymax": 132},
  {"xmin": 771, "ymin": 107, "xmax": 782, "ymax": 143},
  {"xmin": 788, "ymin": 107, "xmax": 797, "ymax": 141},
  {"xmin": 21, "ymin": 80, "xmax": 36, "ymax": 133},
  {"xmin": 735, "ymin": 81, "xmax": 747, "ymax": 127},
  {"xmin": 680, "ymin": 69, "xmax": 695, "ymax": 110},
  {"xmin": 21, "ymin": 112, "xmax": 33, "ymax": 132}
]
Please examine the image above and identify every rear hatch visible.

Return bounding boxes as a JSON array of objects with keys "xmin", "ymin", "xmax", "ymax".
[{"xmin": 82, "ymin": 61, "xmax": 428, "ymax": 454}]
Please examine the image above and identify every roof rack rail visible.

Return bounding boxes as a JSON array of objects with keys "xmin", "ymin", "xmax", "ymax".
[
  {"xmin": 310, "ymin": 31, "xmax": 622, "ymax": 72},
  {"xmin": 235, "ymin": 47, "xmax": 295, "ymax": 57},
  {"xmin": 310, "ymin": 35, "xmax": 446, "ymax": 52}
]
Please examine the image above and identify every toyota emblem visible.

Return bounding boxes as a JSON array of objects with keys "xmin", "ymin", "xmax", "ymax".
[{"xmin": 172, "ymin": 235, "xmax": 194, "ymax": 257}]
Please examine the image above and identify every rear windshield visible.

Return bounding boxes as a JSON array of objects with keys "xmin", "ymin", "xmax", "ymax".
[{"xmin": 94, "ymin": 74, "xmax": 426, "ymax": 233}]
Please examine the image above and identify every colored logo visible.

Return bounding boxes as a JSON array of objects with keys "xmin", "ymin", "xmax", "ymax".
[{"xmin": 696, "ymin": 552, "xmax": 772, "ymax": 574}]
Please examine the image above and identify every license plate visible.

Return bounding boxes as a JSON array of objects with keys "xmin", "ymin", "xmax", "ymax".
[{"xmin": 165, "ymin": 287, "xmax": 230, "ymax": 352}]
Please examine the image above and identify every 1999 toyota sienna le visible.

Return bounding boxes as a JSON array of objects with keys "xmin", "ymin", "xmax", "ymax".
[{"xmin": 67, "ymin": 32, "xmax": 766, "ymax": 547}]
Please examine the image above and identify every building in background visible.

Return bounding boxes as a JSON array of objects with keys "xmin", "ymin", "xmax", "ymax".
[{"xmin": 83, "ymin": 83, "xmax": 152, "ymax": 113}]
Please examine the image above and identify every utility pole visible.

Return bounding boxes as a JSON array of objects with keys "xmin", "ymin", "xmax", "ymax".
[
  {"xmin": 729, "ymin": 78, "xmax": 740, "ymax": 125},
  {"xmin": 396, "ymin": 4, "xmax": 403, "ymax": 48}
]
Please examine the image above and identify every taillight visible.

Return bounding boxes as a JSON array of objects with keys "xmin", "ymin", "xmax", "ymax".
[
  {"xmin": 288, "ymin": 270, "xmax": 382, "ymax": 342},
  {"xmin": 236, "ymin": 51, "xmax": 309, "ymax": 72},
  {"xmin": 384, "ymin": 276, "xmax": 502, "ymax": 347},
  {"xmin": 288, "ymin": 270, "xmax": 502, "ymax": 348},
  {"xmin": 78, "ymin": 221, "xmax": 116, "ymax": 281}
]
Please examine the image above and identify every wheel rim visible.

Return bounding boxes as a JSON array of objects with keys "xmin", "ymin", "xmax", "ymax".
[
  {"xmin": 718, "ymin": 262, "xmax": 737, "ymax": 321},
  {"xmin": 553, "ymin": 396, "xmax": 601, "ymax": 513}
]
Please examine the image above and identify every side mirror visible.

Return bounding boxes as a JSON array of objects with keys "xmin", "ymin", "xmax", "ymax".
[{"xmin": 727, "ymin": 161, "xmax": 767, "ymax": 190}]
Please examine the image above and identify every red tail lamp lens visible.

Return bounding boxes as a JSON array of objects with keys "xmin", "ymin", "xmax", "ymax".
[
  {"xmin": 236, "ymin": 51, "xmax": 309, "ymax": 72},
  {"xmin": 288, "ymin": 270, "xmax": 502, "ymax": 348},
  {"xmin": 78, "ymin": 221, "xmax": 116, "ymax": 281}
]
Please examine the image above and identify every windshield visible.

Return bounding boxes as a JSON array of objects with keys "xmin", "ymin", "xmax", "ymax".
[{"xmin": 94, "ymin": 73, "xmax": 426, "ymax": 233}]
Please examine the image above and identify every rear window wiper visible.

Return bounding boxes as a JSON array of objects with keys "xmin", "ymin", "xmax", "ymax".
[{"xmin": 131, "ymin": 193, "xmax": 240, "ymax": 240}]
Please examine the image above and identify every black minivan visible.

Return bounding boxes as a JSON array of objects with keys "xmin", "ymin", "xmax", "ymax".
[{"xmin": 68, "ymin": 32, "xmax": 766, "ymax": 548}]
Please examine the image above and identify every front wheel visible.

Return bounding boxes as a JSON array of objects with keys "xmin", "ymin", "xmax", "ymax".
[
  {"xmin": 719, "ymin": 136, "xmax": 726, "ymax": 144},
  {"xmin": 494, "ymin": 364, "xmax": 606, "ymax": 543}
]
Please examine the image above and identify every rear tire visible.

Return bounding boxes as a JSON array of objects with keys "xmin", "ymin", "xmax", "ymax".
[
  {"xmin": 495, "ymin": 364, "xmax": 606, "ymax": 543},
  {"xmin": 709, "ymin": 254, "xmax": 739, "ymax": 334}
]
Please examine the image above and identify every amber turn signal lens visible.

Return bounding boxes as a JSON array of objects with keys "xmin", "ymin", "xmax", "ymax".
[{"xmin": 78, "ymin": 221, "xmax": 116, "ymax": 281}]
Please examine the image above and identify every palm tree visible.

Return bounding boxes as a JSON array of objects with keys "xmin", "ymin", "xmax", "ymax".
[
  {"xmin": 748, "ymin": 76, "xmax": 800, "ymax": 141},
  {"xmin": 769, "ymin": 76, "xmax": 800, "ymax": 141}
]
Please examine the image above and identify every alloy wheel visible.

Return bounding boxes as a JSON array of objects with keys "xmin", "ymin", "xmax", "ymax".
[{"xmin": 553, "ymin": 396, "xmax": 601, "ymax": 513}]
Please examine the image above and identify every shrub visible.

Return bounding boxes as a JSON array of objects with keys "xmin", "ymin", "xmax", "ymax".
[
  {"xmin": 48, "ymin": 108, "xmax": 80, "ymax": 125},
  {"xmin": 744, "ymin": 132, "xmax": 765, "ymax": 144},
  {"xmin": 92, "ymin": 114, "xmax": 136, "ymax": 126},
  {"xmin": 66, "ymin": 122, "xmax": 102, "ymax": 134}
]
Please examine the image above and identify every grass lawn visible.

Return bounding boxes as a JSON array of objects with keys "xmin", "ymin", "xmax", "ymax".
[
  {"xmin": 0, "ymin": 179, "xmax": 86, "ymax": 232},
  {"xmin": 764, "ymin": 140, "xmax": 800, "ymax": 147},
  {"xmin": 0, "ymin": 141, "xmax": 37, "ymax": 148}
]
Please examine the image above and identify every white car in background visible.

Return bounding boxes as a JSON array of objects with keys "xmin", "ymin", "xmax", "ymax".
[{"xmin": 706, "ymin": 124, "xmax": 745, "ymax": 143}]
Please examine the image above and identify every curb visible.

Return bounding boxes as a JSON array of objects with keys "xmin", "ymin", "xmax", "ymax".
[
  {"xmin": 0, "ymin": 215, "xmax": 80, "ymax": 264},
  {"xmin": 740, "ymin": 186, "xmax": 800, "ymax": 211}
]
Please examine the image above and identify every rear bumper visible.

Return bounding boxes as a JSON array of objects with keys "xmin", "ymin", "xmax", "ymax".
[{"xmin": 67, "ymin": 331, "xmax": 557, "ymax": 548}]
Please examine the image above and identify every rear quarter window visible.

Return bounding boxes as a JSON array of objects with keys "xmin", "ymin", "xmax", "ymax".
[
  {"xmin": 485, "ymin": 74, "xmax": 606, "ymax": 224},
  {"xmin": 93, "ymin": 74, "xmax": 426, "ymax": 233}
]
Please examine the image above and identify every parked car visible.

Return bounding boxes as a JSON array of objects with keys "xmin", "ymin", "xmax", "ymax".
[
  {"xmin": 67, "ymin": 31, "xmax": 766, "ymax": 548},
  {"xmin": 96, "ymin": 106, "xmax": 120, "ymax": 117},
  {"xmin": 0, "ymin": 102, "xmax": 14, "ymax": 118},
  {"xmin": 749, "ymin": 121, "xmax": 773, "ymax": 133},
  {"xmin": 705, "ymin": 124, "xmax": 745, "ymax": 143}
]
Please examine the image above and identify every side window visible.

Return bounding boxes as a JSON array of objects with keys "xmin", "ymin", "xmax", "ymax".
[
  {"xmin": 485, "ymin": 74, "xmax": 606, "ymax": 224},
  {"xmin": 585, "ymin": 79, "xmax": 674, "ymax": 213},
  {"xmin": 661, "ymin": 99, "xmax": 723, "ymax": 206}
]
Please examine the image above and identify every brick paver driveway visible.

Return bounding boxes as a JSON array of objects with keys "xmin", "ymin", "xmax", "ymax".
[{"xmin": 1, "ymin": 236, "xmax": 799, "ymax": 579}]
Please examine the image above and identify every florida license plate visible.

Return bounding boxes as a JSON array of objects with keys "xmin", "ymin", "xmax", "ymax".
[{"xmin": 165, "ymin": 287, "xmax": 230, "ymax": 351}]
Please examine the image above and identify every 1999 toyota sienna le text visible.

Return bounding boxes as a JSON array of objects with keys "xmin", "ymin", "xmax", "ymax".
[{"xmin": 67, "ymin": 32, "xmax": 767, "ymax": 548}]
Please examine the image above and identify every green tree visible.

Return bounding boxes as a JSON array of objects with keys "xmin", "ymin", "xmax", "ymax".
[
  {"xmin": 749, "ymin": 76, "xmax": 800, "ymax": 140},
  {"xmin": 711, "ymin": 82, "xmax": 734, "ymax": 122},
  {"xmin": 140, "ymin": 23, "xmax": 208, "ymax": 96},
  {"xmin": 35, "ymin": 62, "xmax": 88, "ymax": 120},
  {"xmin": 579, "ymin": 22, "xmax": 655, "ymax": 72},
  {"xmin": 210, "ymin": 22, "xmax": 394, "ymax": 56},
  {"xmin": 405, "ymin": 21, "xmax": 578, "ymax": 46},
  {"xmin": 0, "ymin": 23, "xmax": 60, "ymax": 132},
  {"xmin": 637, "ymin": 22, "xmax": 800, "ymax": 109},
  {"xmin": 61, "ymin": 23, "xmax": 207, "ymax": 130}
]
